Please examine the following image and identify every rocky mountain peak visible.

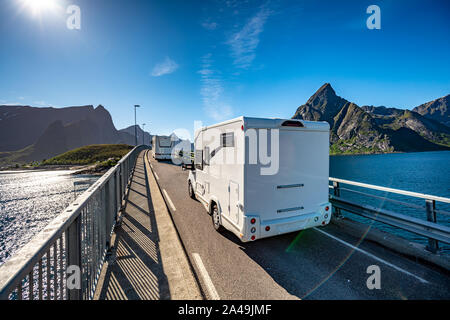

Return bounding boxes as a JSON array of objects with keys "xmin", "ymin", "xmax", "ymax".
[
  {"xmin": 292, "ymin": 84, "xmax": 450, "ymax": 154},
  {"xmin": 412, "ymin": 94, "xmax": 449, "ymax": 127},
  {"xmin": 293, "ymin": 83, "xmax": 348, "ymax": 124},
  {"xmin": 307, "ymin": 83, "xmax": 336, "ymax": 103}
]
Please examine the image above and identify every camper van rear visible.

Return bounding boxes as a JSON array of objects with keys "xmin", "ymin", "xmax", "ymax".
[
  {"xmin": 187, "ymin": 116, "xmax": 331, "ymax": 242},
  {"xmin": 152, "ymin": 135, "xmax": 174, "ymax": 160}
]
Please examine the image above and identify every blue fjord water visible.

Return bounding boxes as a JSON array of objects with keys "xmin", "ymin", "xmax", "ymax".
[
  {"xmin": 330, "ymin": 151, "xmax": 450, "ymax": 253},
  {"xmin": 0, "ymin": 170, "xmax": 98, "ymax": 266},
  {"xmin": 0, "ymin": 151, "xmax": 448, "ymax": 267}
]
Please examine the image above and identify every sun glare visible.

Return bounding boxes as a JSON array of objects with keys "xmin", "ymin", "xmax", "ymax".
[{"xmin": 21, "ymin": 0, "xmax": 59, "ymax": 16}]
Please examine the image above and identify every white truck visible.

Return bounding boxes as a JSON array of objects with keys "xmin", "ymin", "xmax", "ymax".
[
  {"xmin": 152, "ymin": 135, "xmax": 174, "ymax": 160},
  {"xmin": 187, "ymin": 116, "xmax": 331, "ymax": 242}
]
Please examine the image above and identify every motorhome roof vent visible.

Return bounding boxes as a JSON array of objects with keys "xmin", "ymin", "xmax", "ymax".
[{"xmin": 281, "ymin": 120, "xmax": 304, "ymax": 127}]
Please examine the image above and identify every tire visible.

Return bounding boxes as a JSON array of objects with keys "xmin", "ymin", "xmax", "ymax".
[
  {"xmin": 188, "ymin": 181, "xmax": 196, "ymax": 199},
  {"xmin": 211, "ymin": 204, "xmax": 224, "ymax": 232}
]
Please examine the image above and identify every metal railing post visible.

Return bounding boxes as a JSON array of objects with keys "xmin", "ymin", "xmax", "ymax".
[
  {"xmin": 127, "ymin": 156, "xmax": 131, "ymax": 182},
  {"xmin": 116, "ymin": 170, "xmax": 120, "ymax": 216},
  {"xmin": 66, "ymin": 217, "xmax": 81, "ymax": 300},
  {"xmin": 104, "ymin": 180, "xmax": 112, "ymax": 249},
  {"xmin": 113, "ymin": 172, "xmax": 118, "ymax": 221},
  {"xmin": 100, "ymin": 186, "xmax": 107, "ymax": 254},
  {"xmin": 425, "ymin": 199, "xmax": 439, "ymax": 253},
  {"xmin": 333, "ymin": 181, "xmax": 343, "ymax": 218},
  {"xmin": 119, "ymin": 164, "xmax": 123, "ymax": 212}
]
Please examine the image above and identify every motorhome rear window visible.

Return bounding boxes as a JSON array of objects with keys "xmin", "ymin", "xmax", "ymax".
[
  {"xmin": 221, "ymin": 133, "xmax": 234, "ymax": 147},
  {"xmin": 159, "ymin": 138, "xmax": 172, "ymax": 147},
  {"xmin": 281, "ymin": 120, "xmax": 304, "ymax": 127}
]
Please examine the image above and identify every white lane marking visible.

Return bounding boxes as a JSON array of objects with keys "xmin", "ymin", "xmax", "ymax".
[
  {"xmin": 192, "ymin": 253, "xmax": 220, "ymax": 300},
  {"xmin": 313, "ymin": 227, "xmax": 429, "ymax": 284},
  {"xmin": 162, "ymin": 189, "xmax": 176, "ymax": 211},
  {"xmin": 154, "ymin": 172, "xmax": 160, "ymax": 180}
]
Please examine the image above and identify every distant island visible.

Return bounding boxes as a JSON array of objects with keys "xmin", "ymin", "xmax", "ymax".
[
  {"xmin": 292, "ymin": 83, "xmax": 450, "ymax": 155},
  {"xmin": 46, "ymin": 144, "xmax": 133, "ymax": 175},
  {"xmin": 0, "ymin": 144, "xmax": 133, "ymax": 174}
]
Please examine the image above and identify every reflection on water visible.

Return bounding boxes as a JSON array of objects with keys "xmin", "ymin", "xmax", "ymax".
[{"xmin": 0, "ymin": 170, "xmax": 99, "ymax": 266}]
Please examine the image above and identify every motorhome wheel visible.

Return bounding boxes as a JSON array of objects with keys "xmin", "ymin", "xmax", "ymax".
[
  {"xmin": 212, "ymin": 204, "xmax": 224, "ymax": 232},
  {"xmin": 188, "ymin": 181, "xmax": 196, "ymax": 199}
]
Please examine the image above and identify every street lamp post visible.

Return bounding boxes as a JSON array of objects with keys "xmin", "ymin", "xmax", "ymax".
[
  {"xmin": 134, "ymin": 105, "xmax": 140, "ymax": 146},
  {"xmin": 142, "ymin": 123, "xmax": 146, "ymax": 145}
]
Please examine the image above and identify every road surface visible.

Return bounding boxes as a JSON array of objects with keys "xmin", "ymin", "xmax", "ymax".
[{"xmin": 147, "ymin": 154, "xmax": 450, "ymax": 300}]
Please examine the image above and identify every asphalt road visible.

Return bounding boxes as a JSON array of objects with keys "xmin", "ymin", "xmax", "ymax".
[{"xmin": 147, "ymin": 154, "xmax": 450, "ymax": 300}]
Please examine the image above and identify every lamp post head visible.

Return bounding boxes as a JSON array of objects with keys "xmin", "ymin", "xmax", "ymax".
[{"xmin": 134, "ymin": 104, "xmax": 140, "ymax": 108}]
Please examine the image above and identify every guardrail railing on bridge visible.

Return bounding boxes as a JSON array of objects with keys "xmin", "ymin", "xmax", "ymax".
[
  {"xmin": 329, "ymin": 177, "xmax": 450, "ymax": 254},
  {"xmin": 0, "ymin": 145, "xmax": 149, "ymax": 300}
]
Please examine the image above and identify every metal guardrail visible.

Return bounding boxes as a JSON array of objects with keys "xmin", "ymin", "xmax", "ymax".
[
  {"xmin": 329, "ymin": 177, "xmax": 450, "ymax": 254},
  {"xmin": 0, "ymin": 145, "xmax": 148, "ymax": 300}
]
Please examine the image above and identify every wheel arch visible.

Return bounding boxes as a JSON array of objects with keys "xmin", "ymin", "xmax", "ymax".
[{"xmin": 208, "ymin": 196, "xmax": 221, "ymax": 216}]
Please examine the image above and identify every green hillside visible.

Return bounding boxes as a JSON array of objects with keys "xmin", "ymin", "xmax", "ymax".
[{"xmin": 41, "ymin": 144, "xmax": 133, "ymax": 165}]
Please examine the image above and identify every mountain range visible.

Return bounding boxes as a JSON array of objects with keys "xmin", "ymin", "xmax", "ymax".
[
  {"xmin": 1, "ymin": 85, "xmax": 448, "ymax": 165},
  {"xmin": 0, "ymin": 105, "xmax": 151, "ymax": 165},
  {"xmin": 292, "ymin": 83, "xmax": 450, "ymax": 154}
]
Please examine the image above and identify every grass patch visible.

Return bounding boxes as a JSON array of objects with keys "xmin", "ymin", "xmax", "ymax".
[
  {"xmin": 330, "ymin": 137, "xmax": 390, "ymax": 155},
  {"xmin": 41, "ymin": 144, "xmax": 133, "ymax": 166}
]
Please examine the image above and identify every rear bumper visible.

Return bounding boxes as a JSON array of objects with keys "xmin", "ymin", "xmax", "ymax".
[
  {"xmin": 154, "ymin": 153, "xmax": 172, "ymax": 160},
  {"xmin": 240, "ymin": 202, "xmax": 332, "ymax": 242}
]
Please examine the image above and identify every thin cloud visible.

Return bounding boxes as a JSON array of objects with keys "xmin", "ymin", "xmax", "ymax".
[
  {"xmin": 199, "ymin": 54, "xmax": 233, "ymax": 121},
  {"xmin": 227, "ymin": 5, "xmax": 271, "ymax": 69},
  {"xmin": 202, "ymin": 21, "xmax": 218, "ymax": 30},
  {"xmin": 151, "ymin": 57, "xmax": 179, "ymax": 77},
  {"xmin": 225, "ymin": 0, "xmax": 239, "ymax": 8},
  {"xmin": 34, "ymin": 100, "xmax": 50, "ymax": 107}
]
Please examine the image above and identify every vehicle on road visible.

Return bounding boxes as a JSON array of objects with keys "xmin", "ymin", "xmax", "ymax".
[
  {"xmin": 173, "ymin": 142, "xmax": 194, "ymax": 168},
  {"xmin": 187, "ymin": 116, "xmax": 332, "ymax": 242},
  {"xmin": 152, "ymin": 135, "xmax": 175, "ymax": 160}
]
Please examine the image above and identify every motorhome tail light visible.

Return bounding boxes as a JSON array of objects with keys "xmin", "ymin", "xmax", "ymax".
[
  {"xmin": 241, "ymin": 125, "xmax": 244, "ymax": 131},
  {"xmin": 265, "ymin": 226, "xmax": 270, "ymax": 232},
  {"xmin": 322, "ymin": 221, "xmax": 326, "ymax": 225},
  {"xmin": 250, "ymin": 218, "xmax": 256, "ymax": 224},
  {"xmin": 251, "ymin": 235, "xmax": 256, "ymax": 241},
  {"xmin": 281, "ymin": 120, "xmax": 304, "ymax": 127},
  {"xmin": 324, "ymin": 214, "xmax": 328, "ymax": 219},
  {"xmin": 251, "ymin": 227, "xmax": 256, "ymax": 233},
  {"xmin": 325, "ymin": 206, "xmax": 330, "ymax": 211}
]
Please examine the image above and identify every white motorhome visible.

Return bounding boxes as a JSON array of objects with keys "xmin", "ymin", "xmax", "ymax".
[
  {"xmin": 173, "ymin": 141, "xmax": 194, "ymax": 167},
  {"xmin": 187, "ymin": 116, "xmax": 331, "ymax": 242},
  {"xmin": 152, "ymin": 135, "xmax": 175, "ymax": 160}
]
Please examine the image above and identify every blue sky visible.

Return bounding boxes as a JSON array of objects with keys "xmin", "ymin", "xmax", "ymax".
[{"xmin": 0, "ymin": 0, "xmax": 449, "ymax": 139}]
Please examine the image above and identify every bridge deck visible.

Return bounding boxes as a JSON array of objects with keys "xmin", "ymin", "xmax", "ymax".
[
  {"xmin": 148, "ymin": 154, "xmax": 450, "ymax": 300},
  {"xmin": 94, "ymin": 151, "xmax": 201, "ymax": 300},
  {"xmin": 93, "ymin": 150, "xmax": 450, "ymax": 300}
]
